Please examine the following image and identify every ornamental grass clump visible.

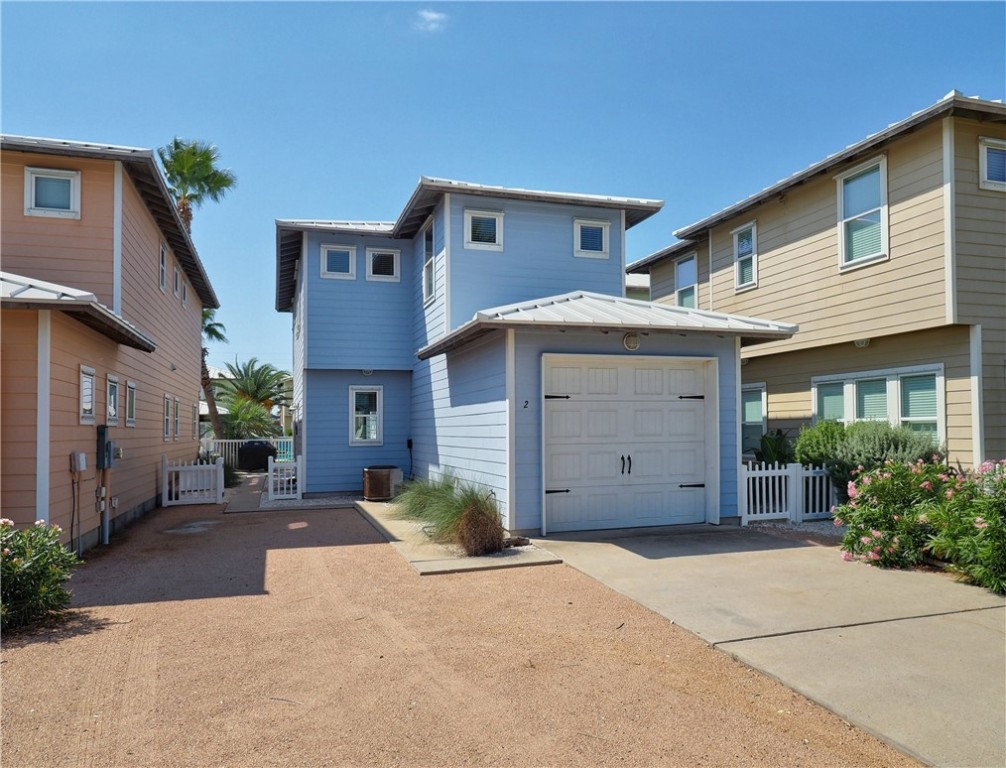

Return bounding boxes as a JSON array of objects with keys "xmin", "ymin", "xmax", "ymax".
[
  {"xmin": 1, "ymin": 518, "xmax": 81, "ymax": 630},
  {"xmin": 455, "ymin": 485, "xmax": 505, "ymax": 557},
  {"xmin": 393, "ymin": 475, "xmax": 505, "ymax": 556},
  {"xmin": 835, "ymin": 458, "xmax": 1006, "ymax": 594}
]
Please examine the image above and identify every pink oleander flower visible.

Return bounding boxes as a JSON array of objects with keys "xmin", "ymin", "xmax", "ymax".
[
  {"xmin": 862, "ymin": 475, "xmax": 873, "ymax": 485},
  {"xmin": 884, "ymin": 459, "xmax": 894, "ymax": 467},
  {"xmin": 52, "ymin": 524, "xmax": 63, "ymax": 533},
  {"xmin": 1, "ymin": 548, "xmax": 10, "ymax": 556},
  {"xmin": 870, "ymin": 529, "xmax": 882, "ymax": 537},
  {"xmin": 834, "ymin": 517, "xmax": 843, "ymax": 527},
  {"xmin": 869, "ymin": 551, "xmax": 881, "ymax": 561},
  {"xmin": 849, "ymin": 500, "xmax": 858, "ymax": 508},
  {"xmin": 34, "ymin": 519, "xmax": 47, "ymax": 527},
  {"xmin": 975, "ymin": 518, "xmax": 988, "ymax": 530},
  {"xmin": 0, "ymin": 518, "xmax": 13, "ymax": 527},
  {"xmin": 860, "ymin": 536, "xmax": 872, "ymax": 545},
  {"xmin": 841, "ymin": 552, "xmax": 854, "ymax": 562},
  {"xmin": 931, "ymin": 454, "xmax": 941, "ymax": 463},
  {"xmin": 938, "ymin": 474, "xmax": 950, "ymax": 482},
  {"xmin": 910, "ymin": 465, "xmax": 922, "ymax": 475},
  {"xmin": 920, "ymin": 480, "xmax": 933, "ymax": 491},
  {"xmin": 871, "ymin": 546, "xmax": 882, "ymax": 554},
  {"xmin": 847, "ymin": 481, "xmax": 858, "ymax": 499},
  {"xmin": 946, "ymin": 489, "xmax": 955, "ymax": 500},
  {"xmin": 917, "ymin": 458, "xmax": 925, "ymax": 465}
]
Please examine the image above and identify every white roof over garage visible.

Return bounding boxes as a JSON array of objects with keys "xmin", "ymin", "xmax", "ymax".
[{"xmin": 417, "ymin": 291, "xmax": 797, "ymax": 359}]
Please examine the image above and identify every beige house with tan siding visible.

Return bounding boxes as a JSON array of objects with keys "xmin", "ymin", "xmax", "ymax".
[
  {"xmin": 1, "ymin": 135, "xmax": 218, "ymax": 551},
  {"xmin": 631, "ymin": 92, "xmax": 1006, "ymax": 467}
]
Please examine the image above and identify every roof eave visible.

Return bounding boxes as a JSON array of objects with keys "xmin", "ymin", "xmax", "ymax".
[{"xmin": 2, "ymin": 298, "xmax": 157, "ymax": 352}]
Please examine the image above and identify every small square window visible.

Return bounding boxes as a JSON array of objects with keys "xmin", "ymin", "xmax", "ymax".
[
  {"xmin": 25, "ymin": 167, "xmax": 81, "ymax": 219},
  {"xmin": 979, "ymin": 137, "xmax": 1006, "ymax": 192},
  {"xmin": 574, "ymin": 219, "xmax": 610, "ymax": 259},
  {"xmin": 80, "ymin": 366, "xmax": 96, "ymax": 425},
  {"xmin": 349, "ymin": 386, "xmax": 383, "ymax": 445},
  {"xmin": 107, "ymin": 375, "xmax": 120, "ymax": 426},
  {"xmin": 321, "ymin": 245, "xmax": 356, "ymax": 279},
  {"xmin": 464, "ymin": 210, "xmax": 503, "ymax": 251},
  {"xmin": 366, "ymin": 248, "xmax": 401, "ymax": 282},
  {"xmin": 674, "ymin": 253, "xmax": 697, "ymax": 308},
  {"xmin": 126, "ymin": 382, "xmax": 137, "ymax": 427}
]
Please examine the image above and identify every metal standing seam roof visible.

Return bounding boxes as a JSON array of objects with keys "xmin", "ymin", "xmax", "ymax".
[
  {"xmin": 1, "ymin": 271, "xmax": 157, "ymax": 352},
  {"xmin": 275, "ymin": 177, "xmax": 665, "ymax": 311},
  {"xmin": 627, "ymin": 91, "xmax": 1006, "ymax": 274},
  {"xmin": 0, "ymin": 134, "xmax": 219, "ymax": 309},
  {"xmin": 416, "ymin": 290, "xmax": 798, "ymax": 359}
]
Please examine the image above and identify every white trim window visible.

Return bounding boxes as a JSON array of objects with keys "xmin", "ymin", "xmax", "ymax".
[
  {"xmin": 25, "ymin": 167, "xmax": 81, "ymax": 219},
  {"xmin": 126, "ymin": 381, "xmax": 137, "ymax": 427},
  {"xmin": 836, "ymin": 156, "xmax": 888, "ymax": 269},
  {"xmin": 173, "ymin": 265, "xmax": 181, "ymax": 297},
  {"xmin": 320, "ymin": 245, "xmax": 357, "ymax": 280},
  {"xmin": 174, "ymin": 397, "xmax": 181, "ymax": 439},
  {"xmin": 349, "ymin": 386, "xmax": 383, "ymax": 446},
  {"xmin": 741, "ymin": 384, "xmax": 767, "ymax": 455},
  {"xmin": 574, "ymin": 218, "xmax": 610, "ymax": 259},
  {"xmin": 159, "ymin": 244, "xmax": 168, "ymax": 292},
  {"xmin": 674, "ymin": 252, "xmax": 697, "ymax": 308},
  {"xmin": 464, "ymin": 210, "xmax": 503, "ymax": 251},
  {"xmin": 733, "ymin": 222, "xmax": 757, "ymax": 290},
  {"xmin": 192, "ymin": 403, "xmax": 199, "ymax": 440},
  {"xmin": 812, "ymin": 365, "xmax": 943, "ymax": 442},
  {"xmin": 366, "ymin": 248, "xmax": 401, "ymax": 282},
  {"xmin": 422, "ymin": 221, "xmax": 436, "ymax": 305},
  {"xmin": 181, "ymin": 280, "xmax": 188, "ymax": 307},
  {"xmin": 80, "ymin": 366, "xmax": 96, "ymax": 425},
  {"xmin": 106, "ymin": 375, "xmax": 120, "ymax": 426},
  {"xmin": 979, "ymin": 137, "xmax": 1006, "ymax": 192},
  {"xmin": 163, "ymin": 395, "xmax": 172, "ymax": 441}
]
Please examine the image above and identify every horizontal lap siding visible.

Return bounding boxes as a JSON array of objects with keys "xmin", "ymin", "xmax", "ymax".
[
  {"xmin": 449, "ymin": 195, "xmax": 624, "ymax": 326},
  {"xmin": 304, "ymin": 231, "xmax": 414, "ymax": 370},
  {"xmin": 1, "ymin": 152, "xmax": 115, "ymax": 305},
  {"xmin": 703, "ymin": 123, "xmax": 947, "ymax": 356},
  {"xmin": 513, "ymin": 329, "xmax": 739, "ymax": 532},
  {"xmin": 954, "ymin": 118, "xmax": 1006, "ymax": 459},
  {"xmin": 411, "ymin": 337, "xmax": 509, "ymax": 517},
  {"xmin": 742, "ymin": 325, "xmax": 974, "ymax": 466},
  {"xmin": 305, "ymin": 370, "xmax": 411, "ymax": 492},
  {"xmin": 1, "ymin": 311, "xmax": 39, "ymax": 525},
  {"xmin": 650, "ymin": 243, "xmax": 710, "ymax": 309}
]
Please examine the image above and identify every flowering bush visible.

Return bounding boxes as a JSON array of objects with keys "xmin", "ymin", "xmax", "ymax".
[
  {"xmin": 836, "ymin": 459, "xmax": 1006, "ymax": 594},
  {"xmin": 1, "ymin": 518, "xmax": 81, "ymax": 630}
]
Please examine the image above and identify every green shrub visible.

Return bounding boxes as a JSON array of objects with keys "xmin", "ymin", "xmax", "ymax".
[
  {"xmin": 1, "ymin": 518, "xmax": 81, "ymax": 630},
  {"xmin": 223, "ymin": 460, "xmax": 241, "ymax": 488},
  {"xmin": 753, "ymin": 429, "xmax": 795, "ymax": 465},
  {"xmin": 831, "ymin": 422, "xmax": 943, "ymax": 500},
  {"xmin": 393, "ymin": 474, "xmax": 505, "ymax": 556},
  {"xmin": 794, "ymin": 420, "xmax": 846, "ymax": 467},
  {"xmin": 836, "ymin": 458, "xmax": 1006, "ymax": 594}
]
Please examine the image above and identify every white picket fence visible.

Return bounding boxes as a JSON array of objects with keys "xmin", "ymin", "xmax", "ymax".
[
  {"xmin": 739, "ymin": 462, "xmax": 835, "ymax": 525},
  {"xmin": 162, "ymin": 455, "xmax": 224, "ymax": 506},
  {"xmin": 200, "ymin": 438, "xmax": 294, "ymax": 467},
  {"xmin": 267, "ymin": 455, "xmax": 303, "ymax": 501}
]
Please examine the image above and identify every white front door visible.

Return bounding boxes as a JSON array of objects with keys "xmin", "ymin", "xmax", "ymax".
[{"xmin": 543, "ymin": 356, "xmax": 715, "ymax": 533}]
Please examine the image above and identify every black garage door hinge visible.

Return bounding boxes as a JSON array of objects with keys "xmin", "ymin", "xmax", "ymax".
[
  {"xmin": 678, "ymin": 395, "xmax": 705, "ymax": 400},
  {"xmin": 678, "ymin": 483, "xmax": 706, "ymax": 488},
  {"xmin": 545, "ymin": 395, "xmax": 571, "ymax": 400},
  {"xmin": 545, "ymin": 489, "xmax": 571, "ymax": 494}
]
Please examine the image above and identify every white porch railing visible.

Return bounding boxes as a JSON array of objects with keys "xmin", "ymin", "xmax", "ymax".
[
  {"xmin": 200, "ymin": 438, "xmax": 294, "ymax": 467},
  {"xmin": 267, "ymin": 455, "xmax": 303, "ymax": 501},
  {"xmin": 162, "ymin": 455, "xmax": 224, "ymax": 507},
  {"xmin": 739, "ymin": 462, "xmax": 835, "ymax": 525}
]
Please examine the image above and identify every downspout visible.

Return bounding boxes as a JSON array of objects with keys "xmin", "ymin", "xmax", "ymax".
[
  {"xmin": 707, "ymin": 230, "xmax": 714, "ymax": 311},
  {"xmin": 36, "ymin": 310, "xmax": 51, "ymax": 524}
]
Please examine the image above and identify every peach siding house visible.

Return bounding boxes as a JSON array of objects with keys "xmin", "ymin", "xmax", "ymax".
[
  {"xmin": 631, "ymin": 91, "xmax": 1006, "ymax": 467},
  {"xmin": 1, "ymin": 135, "xmax": 219, "ymax": 551}
]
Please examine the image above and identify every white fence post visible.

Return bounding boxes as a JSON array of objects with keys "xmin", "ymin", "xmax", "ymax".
[
  {"xmin": 787, "ymin": 462, "xmax": 802, "ymax": 522},
  {"xmin": 161, "ymin": 455, "xmax": 169, "ymax": 507},
  {"xmin": 215, "ymin": 457, "xmax": 225, "ymax": 504}
]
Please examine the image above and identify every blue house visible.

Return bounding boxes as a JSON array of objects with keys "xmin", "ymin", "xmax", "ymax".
[{"xmin": 275, "ymin": 177, "xmax": 795, "ymax": 534}]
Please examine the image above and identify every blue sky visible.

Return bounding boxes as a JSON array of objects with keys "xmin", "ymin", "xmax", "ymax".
[{"xmin": 3, "ymin": 2, "xmax": 1003, "ymax": 373}]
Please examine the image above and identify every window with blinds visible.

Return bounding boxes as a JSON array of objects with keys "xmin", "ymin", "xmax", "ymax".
[
  {"xmin": 574, "ymin": 219, "xmax": 610, "ymax": 258},
  {"xmin": 465, "ymin": 210, "xmax": 502, "ymax": 250},
  {"xmin": 980, "ymin": 137, "xmax": 1006, "ymax": 192},
  {"xmin": 741, "ymin": 387, "xmax": 766, "ymax": 454},
  {"xmin": 817, "ymin": 382, "xmax": 845, "ymax": 422},
  {"xmin": 321, "ymin": 245, "xmax": 356, "ymax": 279},
  {"xmin": 350, "ymin": 386, "xmax": 383, "ymax": 445},
  {"xmin": 855, "ymin": 379, "xmax": 888, "ymax": 420},
  {"xmin": 423, "ymin": 222, "xmax": 436, "ymax": 304},
  {"xmin": 366, "ymin": 249, "xmax": 400, "ymax": 282},
  {"xmin": 675, "ymin": 253, "xmax": 697, "ymax": 308},
  {"xmin": 837, "ymin": 158, "xmax": 887, "ymax": 267},
  {"xmin": 733, "ymin": 223, "xmax": 757, "ymax": 289},
  {"xmin": 900, "ymin": 374, "xmax": 937, "ymax": 435}
]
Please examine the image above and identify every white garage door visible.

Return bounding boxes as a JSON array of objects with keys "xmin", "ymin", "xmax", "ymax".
[{"xmin": 543, "ymin": 355, "xmax": 713, "ymax": 533}]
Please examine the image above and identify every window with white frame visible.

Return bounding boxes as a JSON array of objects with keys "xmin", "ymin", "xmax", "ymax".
[
  {"xmin": 574, "ymin": 219, "xmax": 609, "ymax": 259},
  {"xmin": 25, "ymin": 167, "xmax": 81, "ymax": 219},
  {"xmin": 192, "ymin": 403, "xmax": 199, "ymax": 439},
  {"xmin": 741, "ymin": 385, "xmax": 766, "ymax": 455},
  {"xmin": 106, "ymin": 375, "xmax": 120, "ymax": 426},
  {"xmin": 813, "ymin": 366, "xmax": 941, "ymax": 441},
  {"xmin": 366, "ymin": 248, "xmax": 400, "ymax": 282},
  {"xmin": 160, "ymin": 245, "xmax": 168, "ymax": 292},
  {"xmin": 173, "ymin": 266, "xmax": 180, "ymax": 297},
  {"xmin": 320, "ymin": 245, "xmax": 356, "ymax": 279},
  {"xmin": 464, "ymin": 210, "xmax": 503, "ymax": 251},
  {"xmin": 675, "ymin": 253, "xmax": 697, "ymax": 308},
  {"xmin": 349, "ymin": 386, "xmax": 383, "ymax": 445},
  {"xmin": 837, "ymin": 156, "xmax": 888, "ymax": 268},
  {"xmin": 422, "ymin": 221, "xmax": 436, "ymax": 305},
  {"xmin": 80, "ymin": 366, "xmax": 96, "ymax": 425},
  {"xmin": 163, "ymin": 395, "xmax": 172, "ymax": 440},
  {"xmin": 733, "ymin": 222, "xmax": 757, "ymax": 290},
  {"xmin": 174, "ymin": 397, "xmax": 181, "ymax": 439},
  {"xmin": 979, "ymin": 137, "xmax": 1006, "ymax": 192},
  {"xmin": 126, "ymin": 381, "xmax": 137, "ymax": 427},
  {"xmin": 181, "ymin": 280, "xmax": 188, "ymax": 307}
]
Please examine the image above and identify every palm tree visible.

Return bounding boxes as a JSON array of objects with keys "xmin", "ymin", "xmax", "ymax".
[
  {"xmin": 216, "ymin": 357, "xmax": 290, "ymax": 412},
  {"xmin": 222, "ymin": 399, "xmax": 279, "ymax": 439},
  {"xmin": 157, "ymin": 138, "xmax": 236, "ymax": 233},
  {"xmin": 201, "ymin": 309, "xmax": 227, "ymax": 439}
]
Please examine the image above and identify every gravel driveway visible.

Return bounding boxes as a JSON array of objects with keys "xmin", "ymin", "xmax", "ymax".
[{"xmin": 1, "ymin": 503, "xmax": 916, "ymax": 767}]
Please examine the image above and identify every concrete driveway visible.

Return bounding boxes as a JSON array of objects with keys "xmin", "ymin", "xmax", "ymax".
[{"xmin": 535, "ymin": 526, "xmax": 1006, "ymax": 768}]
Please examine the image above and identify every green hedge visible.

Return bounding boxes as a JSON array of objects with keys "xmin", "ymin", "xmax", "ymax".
[{"xmin": 1, "ymin": 518, "xmax": 81, "ymax": 630}]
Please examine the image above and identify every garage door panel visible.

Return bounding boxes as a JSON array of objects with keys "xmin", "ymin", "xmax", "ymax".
[
  {"xmin": 628, "ymin": 448, "xmax": 665, "ymax": 480},
  {"xmin": 587, "ymin": 367, "xmax": 619, "ymax": 395},
  {"xmin": 631, "ymin": 408, "xmax": 665, "ymax": 438},
  {"xmin": 634, "ymin": 367, "xmax": 665, "ymax": 396},
  {"xmin": 587, "ymin": 408, "xmax": 619, "ymax": 438},
  {"xmin": 547, "ymin": 409, "xmax": 583, "ymax": 440},
  {"xmin": 585, "ymin": 493, "xmax": 622, "ymax": 523},
  {"xmin": 667, "ymin": 367, "xmax": 704, "ymax": 396},
  {"xmin": 548, "ymin": 452, "xmax": 583, "ymax": 483},
  {"xmin": 666, "ymin": 445, "xmax": 704, "ymax": 480}
]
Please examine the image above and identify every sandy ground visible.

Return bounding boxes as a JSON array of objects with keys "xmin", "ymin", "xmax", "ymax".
[{"xmin": 1, "ymin": 503, "xmax": 918, "ymax": 768}]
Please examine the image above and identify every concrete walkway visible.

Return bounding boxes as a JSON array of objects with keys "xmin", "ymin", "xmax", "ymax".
[{"xmin": 534, "ymin": 527, "xmax": 1006, "ymax": 768}]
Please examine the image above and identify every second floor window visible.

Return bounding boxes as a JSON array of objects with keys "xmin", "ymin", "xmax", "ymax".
[
  {"xmin": 366, "ymin": 248, "xmax": 400, "ymax": 282},
  {"xmin": 321, "ymin": 245, "xmax": 356, "ymax": 280},
  {"xmin": 160, "ymin": 245, "xmax": 168, "ymax": 292},
  {"xmin": 423, "ymin": 221, "xmax": 436, "ymax": 305},
  {"xmin": 675, "ymin": 253, "xmax": 697, "ymax": 308},
  {"xmin": 837, "ymin": 157, "xmax": 887, "ymax": 268},
  {"xmin": 733, "ymin": 223, "xmax": 757, "ymax": 290},
  {"xmin": 107, "ymin": 376, "xmax": 120, "ymax": 426},
  {"xmin": 979, "ymin": 137, "xmax": 1006, "ymax": 192},
  {"xmin": 465, "ymin": 210, "xmax": 503, "ymax": 251},
  {"xmin": 80, "ymin": 366, "xmax": 96, "ymax": 425},
  {"xmin": 574, "ymin": 219, "xmax": 610, "ymax": 258},
  {"xmin": 25, "ymin": 167, "xmax": 81, "ymax": 219},
  {"xmin": 126, "ymin": 381, "xmax": 137, "ymax": 427}
]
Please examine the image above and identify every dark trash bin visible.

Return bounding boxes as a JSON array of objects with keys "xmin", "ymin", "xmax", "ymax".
[
  {"xmin": 363, "ymin": 465, "xmax": 397, "ymax": 501},
  {"xmin": 238, "ymin": 440, "xmax": 278, "ymax": 471}
]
